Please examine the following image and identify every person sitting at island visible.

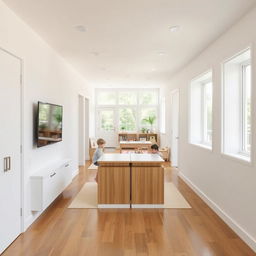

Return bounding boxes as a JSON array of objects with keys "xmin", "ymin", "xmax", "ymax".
[
  {"xmin": 93, "ymin": 138, "xmax": 106, "ymax": 182},
  {"xmin": 151, "ymin": 144, "xmax": 163, "ymax": 158}
]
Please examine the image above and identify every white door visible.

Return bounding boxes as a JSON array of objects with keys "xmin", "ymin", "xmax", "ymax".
[
  {"xmin": 170, "ymin": 90, "xmax": 179, "ymax": 167},
  {"xmin": 97, "ymin": 108, "xmax": 117, "ymax": 147},
  {"xmin": 84, "ymin": 98, "xmax": 89, "ymax": 160},
  {"xmin": 0, "ymin": 49, "xmax": 22, "ymax": 253},
  {"xmin": 78, "ymin": 95, "xmax": 85, "ymax": 165}
]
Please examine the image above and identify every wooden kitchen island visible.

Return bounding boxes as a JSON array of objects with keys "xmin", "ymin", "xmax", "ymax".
[{"xmin": 97, "ymin": 153, "xmax": 164, "ymax": 208}]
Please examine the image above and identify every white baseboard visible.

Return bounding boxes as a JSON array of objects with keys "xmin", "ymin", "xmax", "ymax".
[
  {"xmin": 24, "ymin": 212, "xmax": 41, "ymax": 231},
  {"xmin": 179, "ymin": 172, "xmax": 256, "ymax": 253}
]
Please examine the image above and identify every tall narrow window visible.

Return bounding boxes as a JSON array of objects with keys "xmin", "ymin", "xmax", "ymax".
[
  {"xmin": 222, "ymin": 48, "xmax": 251, "ymax": 161},
  {"xmin": 241, "ymin": 63, "xmax": 251, "ymax": 154},
  {"xmin": 203, "ymin": 81, "xmax": 213, "ymax": 145},
  {"xmin": 190, "ymin": 71, "xmax": 213, "ymax": 149}
]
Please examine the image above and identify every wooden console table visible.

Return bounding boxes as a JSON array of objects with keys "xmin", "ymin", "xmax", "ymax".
[
  {"xmin": 97, "ymin": 153, "xmax": 164, "ymax": 208},
  {"xmin": 119, "ymin": 141, "xmax": 152, "ymax": 152}
]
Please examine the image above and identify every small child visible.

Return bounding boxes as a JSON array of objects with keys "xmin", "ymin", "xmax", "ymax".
[
  {"xmin": 93, "ymin": 138, "xmax": 106, "ymax": 182},
  {"xmin": 151, "ymin": 144, "xmax": 163, "ymax": 158}
]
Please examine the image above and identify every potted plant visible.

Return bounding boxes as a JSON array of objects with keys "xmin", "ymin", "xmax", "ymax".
[
  {"xmin": 120, "ymin": 125, "xmax": 126, "ymax": 132},
  {"xmin": 141, "ymin": 127, "xmax": 147, "ymax": 133},
  {"xmin": 142, "ymin": 115, "xmax": 156, "ymax": 132}
]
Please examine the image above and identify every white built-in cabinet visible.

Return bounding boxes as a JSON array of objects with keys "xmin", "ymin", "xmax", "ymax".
[{"xmin": 31, "ymin": 159, "xmax": 72, "ymax": 211}]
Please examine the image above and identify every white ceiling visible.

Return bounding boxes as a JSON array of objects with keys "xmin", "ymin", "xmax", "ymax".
[{"xmin": 3, "ymin": 0, "xmax": 256, "ymax": 88}]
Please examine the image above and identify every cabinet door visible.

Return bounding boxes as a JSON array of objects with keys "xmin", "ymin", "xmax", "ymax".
[
  {"xmin": 132, "ymin": 166, "xmax": 164, "ymax": 205},
  {"xmin": 0, "ymin": 50, "xmax": 21, "ymax": 253},
  {"xmin": 98, "ymin": 165, "xmax": 130, "ymax": 205}
]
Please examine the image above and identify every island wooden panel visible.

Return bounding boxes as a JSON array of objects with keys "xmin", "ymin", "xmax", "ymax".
[
  {"xmin": 131, "ymin": 165, "xmax": 164, "ymax": 204},
  {"xmin": 98, "ymin": 164, "xmax": 130, "ymax": 205}
]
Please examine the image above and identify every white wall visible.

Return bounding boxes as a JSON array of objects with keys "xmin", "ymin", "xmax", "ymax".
[
  {"xmin": 166, "ymin": 7, "xmax": 256, "ymax": 252},
  {"xmin": 0, "ymin": 1, "xmax": 92, "ymax": 230}
]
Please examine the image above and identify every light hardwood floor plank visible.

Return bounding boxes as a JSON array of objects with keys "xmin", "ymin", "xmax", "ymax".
[{"xmin": 2, "ymin": 162, "xmax": 255, "ymax": 256}]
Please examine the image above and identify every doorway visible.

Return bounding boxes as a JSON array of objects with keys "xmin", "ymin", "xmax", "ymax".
[
  {"xmin": 78, "ymin": 95, "xmax": 90, "ymax": 166},
  {"xmin": 96, "ymin": 108, "xmax": 117, "ymax": 148},
  {"xmin": 0, "ymin": 48, "xmax": 23, "ymax": 254},
  {"xmin": 170, "ymin": 89, "xmax": 180, "ymax": 167}
]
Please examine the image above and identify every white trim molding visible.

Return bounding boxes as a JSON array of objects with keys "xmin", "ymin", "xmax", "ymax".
[{"xmin": 179, "ymin": 171, "xmax": 256, "ymax": 253}]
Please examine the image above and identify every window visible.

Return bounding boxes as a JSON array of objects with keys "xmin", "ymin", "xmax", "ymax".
[
  {"xmin": 119, "ymin": 108, "xmax": 136, "ymax": 131},
  {"xmin": 222, "ymin": 48, "xmax": 251, "ymax": 161},
  {"xmin": 140, "ymin": 108, "xmax": 158, "ymax": 131},
  {"xmin": 190, "ymin": 71, "xmax": 213, "ymax": 148},
  {"xmin": 99, "ymin": 110, "xmax": 114, "ymax": 131},
  {"xmin": 97, "ymin": 91, "xmax": 116, "ymax": 105},
  {"xmin": 96, "ymin": 89, "xmax": 159, "ymax": 132},
  {"xmin": 139, "ymin": 91, "xmax": 158, "ymax": 105},
  {"xmin": 118, "ymin": 91, "xmax": 137, "ymax": 105},
  {"xmin": 241, "ymin": 63, "xmax": 251, "ymax": 154},
  {"xmin": 203, "ymin": 82, "xmax": 213, "ymax": 145}
]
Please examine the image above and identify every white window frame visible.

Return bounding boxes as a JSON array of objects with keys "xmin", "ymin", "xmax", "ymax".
[
  {"xmin": 189, "ymin": 70, "xmax": 213, "ymax": 150},
  {"xmin": 201, "ymin": 80, "xmax": 212, "ymax": 146},
  {"xmin": 240, "ymin": 61, "xmax": 251, "ymax": 156},
  {"xmin": 221, "ymin": 47, "xmax": 252, "ymax": 164},
  {"xmin": 95, "ymin": 88, "xmax": 160, "ymax": 133}
]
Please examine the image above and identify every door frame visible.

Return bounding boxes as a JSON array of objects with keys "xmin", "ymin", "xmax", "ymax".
[
  {"xmin": 96, "ymin": 107, "xmax": 118, "ymax": 147},
  {"xmin": 78, "ymin": 94, "xmax": 85, "ymax": 166},
  {"xmin": 78, "ymin": 94, "xmax": 90, "ymax": 165},
  {"xmin": 84, "ymin": 97, "xmax": 90, "ymax": 161},
  {"xmin": 170, "ymin": 88, "xmax": 180, "ymax": 167},
  {"xmin": 0, "ymin": 46, "xmax": 24, "ymax": 233}
]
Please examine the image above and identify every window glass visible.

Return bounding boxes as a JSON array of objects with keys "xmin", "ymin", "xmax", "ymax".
[
  {"xmin": 203, "ymin": 82, "xmax": 213, "ymax": 145},
  {"xmin": 119, "ymin": 108, "xmax": 136, "ymax": 131},
  {"xmin": 139, "ymin": 91, "xmax": 158, "ymax": 105},
  {"xmin": 140, "ymin": 108, "xmax": 157, "ymax": 130},
  {"xmin": 242, "ymin": 64, "xmax": 251, "ymax": 153},
  {"xmin": 99, "ymin": 110, "xmax": 114, "ymax": 131},
  {"xmin": 97, "ymin": 91, "xmax": 116, "ymax": 105},
  {"xmin": 118, "ymin": 91, "xmax": 137, "ymax": 105}
]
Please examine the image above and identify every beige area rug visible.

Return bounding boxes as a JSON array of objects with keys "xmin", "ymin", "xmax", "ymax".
[
  {"xmin": 87, "ymin": 163, "xmax": 98, "ymax": 170},
  {"xmin": 68, "ymin": 182, "xmax": 191, "ymax": 209}
]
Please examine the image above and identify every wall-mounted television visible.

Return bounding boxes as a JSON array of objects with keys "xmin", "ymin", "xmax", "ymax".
[{"xmin": 36, "ymin": 102, "xmax": 63, "ymax": 147}]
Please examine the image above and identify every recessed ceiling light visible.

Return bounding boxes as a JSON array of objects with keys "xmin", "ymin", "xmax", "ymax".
[
  {"xmin": 169, "ymin": 25, "xmax": 180, "ymax": 32},
  {"xmin": 74, "ymin": 25, "xmax": 86, "ymax": 32}
]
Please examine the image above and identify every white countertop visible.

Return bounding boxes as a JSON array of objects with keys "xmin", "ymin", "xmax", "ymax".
[
  {"xmin": 97, "ymin": 153, "xmax": 164, "ymax": 163},
  {"xmin": 120, "ymin": 141, "xmax": 152, "ymax": 144},
  {"xmin": 98, "ymin": 153, "xmax": 131, "ymax": 162},
  {"xmin": 130, "ymin": 153, "xmax": 164, "ymax": 162}
]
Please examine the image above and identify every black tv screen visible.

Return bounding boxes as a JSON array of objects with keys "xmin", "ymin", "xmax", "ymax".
[{"xmin": 37, "ymin": 102, "xmax": 63, "ymax": 147}]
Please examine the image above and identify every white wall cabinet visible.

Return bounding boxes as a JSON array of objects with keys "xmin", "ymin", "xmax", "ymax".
[{"xmin": 31, "ymin": 159, "xmax": 72, "ymax": 211}]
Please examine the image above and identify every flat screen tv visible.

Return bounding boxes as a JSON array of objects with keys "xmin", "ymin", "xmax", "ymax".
[{"xmin": 37, "ymin": 102, "xmax": 63, "ymax": 147}]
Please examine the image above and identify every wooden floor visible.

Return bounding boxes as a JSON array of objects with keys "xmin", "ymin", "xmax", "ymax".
[{"xmin": 3, "ymin": 162, "xmax": 255, "ymax": 256}]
